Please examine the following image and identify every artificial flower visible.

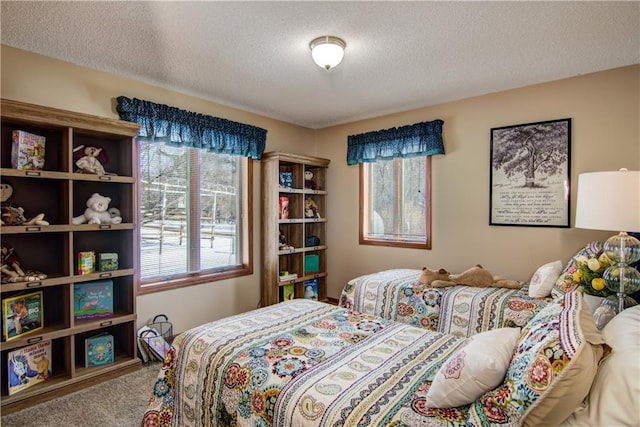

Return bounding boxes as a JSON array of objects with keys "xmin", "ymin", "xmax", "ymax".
[{"xmin": 562, "ymin": 253, "xmax": 614, "ymax": 297}]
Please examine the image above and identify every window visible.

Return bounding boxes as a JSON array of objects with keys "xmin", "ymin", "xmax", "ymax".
[
  {"xmin": 116, "ymin": 96, "xmax": 265, "ymax": 295},
  {"xmin": 138, "ymin": 141, "xmax": 252, "ymax": 293},
  {"xmin": 360, "ymin": 156, "xmax": 431, "ymax": 249}
]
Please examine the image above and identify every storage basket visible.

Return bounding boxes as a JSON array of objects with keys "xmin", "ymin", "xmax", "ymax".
[{"xmin": 137, "ymin": 314, "xmax": 173, "ymax": 363}]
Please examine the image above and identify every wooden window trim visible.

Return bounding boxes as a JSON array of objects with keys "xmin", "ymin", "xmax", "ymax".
[
  {"xmin": 359, "ymin": 157, "xmax": 432, "ymax": 249},
  {"xmin": 136, "ymin": 156, "xmax": 254, "ymax": 295}
]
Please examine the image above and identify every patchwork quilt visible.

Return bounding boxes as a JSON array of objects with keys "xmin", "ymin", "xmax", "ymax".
[{"xmin": 340, "ymin": 269, "xmax": 550, "ymax": 337}]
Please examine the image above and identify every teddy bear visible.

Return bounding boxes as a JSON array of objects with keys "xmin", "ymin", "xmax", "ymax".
[
  {"xmin": 419, "ymin": 264, "xmax": 520, "ymax": 289},
  {"xmin": 0, "ymin": 183, "xmax": 49, "ymax": 226},
  {"xmin": 73, "ymin": 145, "xmax": 109, "ymax": 176},
  {"xmin": 72, "ymin": 193, "xmax": 122, "ymax": 225}
]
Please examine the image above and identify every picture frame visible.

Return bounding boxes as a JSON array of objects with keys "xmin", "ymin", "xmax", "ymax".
[{"xmin": 490, "ymin": 118, "xmax": 571, "ymax": 227}]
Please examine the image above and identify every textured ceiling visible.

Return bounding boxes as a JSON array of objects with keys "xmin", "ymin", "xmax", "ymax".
[{"xmin": 1, "ymin": 1, "xmax": 638, "ymax": 129}]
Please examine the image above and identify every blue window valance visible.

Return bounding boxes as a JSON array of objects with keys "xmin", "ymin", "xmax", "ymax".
[
  {"xmin": 116, "ymin": 96, "xmax": 267, "ymax": 159},
  {"xmin": 346, "ymin": 119, "xmax": 445, "ymax": 165}
]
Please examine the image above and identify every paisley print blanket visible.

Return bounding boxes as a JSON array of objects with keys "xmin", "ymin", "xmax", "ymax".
[
  {"xmin": 340, "ymin": 269, "xmax": 550, "ymax": 337},
  {"xmin": 142, "ymin": 294, "xmax": 602, "ymax": 427}
]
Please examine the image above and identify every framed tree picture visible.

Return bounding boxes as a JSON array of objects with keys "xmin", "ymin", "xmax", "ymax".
[{"xmin": 490, "ymin": 118, "xmax": 571, "ymax": 227}]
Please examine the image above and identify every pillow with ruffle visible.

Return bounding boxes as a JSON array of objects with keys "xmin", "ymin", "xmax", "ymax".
[
  {"xmin": 466, "ymin": 291, "xmax": 607, "ymax": 427},
  {"xmin": 551, "ymin": 241, "xmax": 602, "ymax": 299}
]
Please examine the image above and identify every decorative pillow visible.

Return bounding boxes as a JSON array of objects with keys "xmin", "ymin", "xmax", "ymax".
[
  {"xmin": 426, "ymin": 327, "xmax": 521, "ymax": 408},
  {"xmin": 528, "ymin": 260, "xmax": 563, "ymax": 298},
  {"xmin": 561, "ymin": 305, "xmax": 640, "ymax": 426},
  {"xmin": 551, "ymin": 241, "xmax": 603, "ymax": 299},
  {"xmin": 476, "ymin": 291, "xmax": 606, "ymax": 427}
]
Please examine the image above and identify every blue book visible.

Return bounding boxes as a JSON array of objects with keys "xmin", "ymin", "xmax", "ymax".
[
  {"xmin": 279, "ymin": 171, "xmax": 293, "ymax": 188},
  {"xmin": 303, "ymin": 279, "xmax": 318, "ymax": 300},
  {"xmin": 85, "ymin": 333, "xmax": 115, "ymax": 367}
]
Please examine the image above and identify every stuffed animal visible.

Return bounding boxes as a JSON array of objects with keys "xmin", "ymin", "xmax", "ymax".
[
  {"xmin": 279, "ymin": 229, "xmax": 293, "ymax": 251},
  {"xmin": 1, "ymin": 243, "xmax": 47, "ymax": 283},
  {"xmin": 305, "ymin": 198, "xmax": 320, "ymax": 218},
  {"xmin": 72, "ymin": 193, "xmax": 122, "ymax": 225},
  {"xmin": 419, "ymin": 264, "xmax": 520, "ymax": 289},
  {"xmin": 304, "ymin": 170, "xmax": 317, "ymax": 190},
  {"xmin": 0, "ymin": 183, "xmax": 49, "ymax": 226},
  {"xmin": 73, "ymin": 145, "xmax": 109, "ymax": 175}
]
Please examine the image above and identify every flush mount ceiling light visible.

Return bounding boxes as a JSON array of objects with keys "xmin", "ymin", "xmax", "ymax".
[{"xmin": 309, "ymin": 36, "xmax": 346, "ymax": 70}]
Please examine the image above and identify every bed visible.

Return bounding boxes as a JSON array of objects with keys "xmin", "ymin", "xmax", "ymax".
[
  {"xmin": 339, "ymin": 269, "xmax": 551, "ymax": 337},
  {"xmin": 141, "ymin": 292, "xmax": 606, "ymax": 427}
]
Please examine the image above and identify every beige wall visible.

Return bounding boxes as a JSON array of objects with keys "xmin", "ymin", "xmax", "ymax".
[
  {"xmin": 2, "ymin": 45, "xmax": 638, "ymax": 332},
  {"xmin": 317, "ymin": 65, "xmax": 639, "ymax": 297}
]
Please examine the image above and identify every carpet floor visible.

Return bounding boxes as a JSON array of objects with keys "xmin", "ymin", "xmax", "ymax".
[{"xmin": 1, "ymin": 363, "xmax": 159, "ymax": 427}]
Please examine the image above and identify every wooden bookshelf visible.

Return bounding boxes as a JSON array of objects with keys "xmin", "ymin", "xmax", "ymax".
[{"xmin": 0, "ymin": 99, "xmax": 141, "ymax": 411}]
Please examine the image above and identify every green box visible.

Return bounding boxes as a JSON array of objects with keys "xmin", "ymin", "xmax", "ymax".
[{"xmin": 305, "ymin": 254, "xmax": 320, "ymax": 273}]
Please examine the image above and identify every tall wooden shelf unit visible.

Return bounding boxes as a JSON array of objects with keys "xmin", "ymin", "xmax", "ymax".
[
  {"xmin": 261, "ymin": 152, "xmax": 330, "ymax": 306},
  {"xmin": 0, "ymin": 99, "xmax": 141, "ymax": 410}
]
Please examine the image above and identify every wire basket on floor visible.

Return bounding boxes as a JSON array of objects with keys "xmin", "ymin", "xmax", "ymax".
[{"xmin": 137, "ymin": 314, "xmax": 173, "ymax": 363}]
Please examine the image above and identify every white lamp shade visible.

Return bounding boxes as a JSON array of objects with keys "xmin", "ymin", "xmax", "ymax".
[
  {"xmin": 575, "ymin": 170, "xmax": 640, "ymax": 232},
  {"xmin": 310, "ymin": 36, "xmax": 345, "ymax": 70}
]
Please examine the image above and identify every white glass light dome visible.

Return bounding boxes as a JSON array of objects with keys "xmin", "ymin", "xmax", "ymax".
[{"xmin": 309, "ymin": 36, "xmax": 346, "ymax": 70}]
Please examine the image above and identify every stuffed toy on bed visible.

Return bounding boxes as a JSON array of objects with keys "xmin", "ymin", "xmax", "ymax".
[{"xmin": 419, "ymin": 264, "xmax": 520, "ymax": 289}]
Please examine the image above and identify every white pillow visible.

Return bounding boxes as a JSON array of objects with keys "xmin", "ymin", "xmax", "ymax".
[
  {"xmin": 528, "ymin": 260, "xmax": 563, "ymax": 298},
  {"xmin": 426, "ymin": 327, "xmax": 521, "ymax": 408},
  {"xmin": 560, "ymin": 305, "xmax": 640, "ymax": 427}
]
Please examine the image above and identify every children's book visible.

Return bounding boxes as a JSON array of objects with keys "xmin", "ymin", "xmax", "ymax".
[
  {"xmin": 8, "ymin": 340, "xmax": 52, "ymax": 395},
  {"xmin": 98, "ymin": 252, "xmax": 119, "ymax": 271},
  {"xmin": 73, "ymin": 280, "xmax": 114, "ymax": 321},
  {"xmin": 2, "ymin": 291, "xmax": 44, "ymax": 341},
  {"xmin": 280, "ymin": 283, "xmax": 295, "ymax": 302},
  {"xmin": 303, "ymin": 279, "xmax": 319, "ymax": 300},
  {"xmin": 279, "ymin": 171, "xmax": 293, "ymax": 188},
  {"xmin": 85, "ymin": 333, "xmax": 115, "ymax": 367},
  {"xmin": 279, "ymin": 196, "xmax": 289, "ymax": 219},
  {"xmin": 11, "ymin": 130, "xmax": 46, "ymax": 170},
  {"xmin": 77, "ymin": 251, "xmax": 96, "ymax": 275},
  {"xmin": 137, "ymin": 328, "xmax": 171, "ymax": 362}
]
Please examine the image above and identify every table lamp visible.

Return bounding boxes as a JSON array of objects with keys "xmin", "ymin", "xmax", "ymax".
[{"xmin": 575, "ymin": 169, "xmax": 640, "ymax": 314}]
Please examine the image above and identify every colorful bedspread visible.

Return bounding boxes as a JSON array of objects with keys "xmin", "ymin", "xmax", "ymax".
[
  {"xmin": 141, "ymin": 299, "xmax": 526, "ymax": 426},
  {"xmin": 340, "ymin": 269, "xmax": 550, "ymax": 337}
]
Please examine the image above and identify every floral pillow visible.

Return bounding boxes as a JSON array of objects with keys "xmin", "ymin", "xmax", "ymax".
[
  {"xmin": 426, "ymin": 327, "xmax": 521, "ymax": 408},
  {"xmin": 551, "ymin": 241, "xmax": 603, "ymax": 299},
  {"xmin": 475, "ymin": 291, "xmax": 607, "ymax": 426}
]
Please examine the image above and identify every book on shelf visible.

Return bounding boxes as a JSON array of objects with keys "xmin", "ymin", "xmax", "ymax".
[
  {"xmin": 11, "ymin": 130, "xmax": 46, "ymax": 170},
  {"xmin": 279, "ymin": 273, "xmax": 297, "ymax": 282},
  {"xmin": 77, "ymin": 251, "xmax": 96, "ymax": 275},
  {"xmin": 279, "ymin": 196, "xmax": 289, "ymax": 219},
  {"xmin": 279, "ymin": 283, "xmax": 295, "ymax": 302},
  {"xmin": 279, "ymin": 171, "xmax": 293, "ymax": 188},
  {"xmin": 7, "ymin": 340, "xmax": 52, "ymax": 395},
  {"xmin": 304, "ymin": 279, "xmax": 319, "ymax": 300},
  {"xmin": 2, "ymin": 290, "xmax": 44, "ymax": 341},
  {"xmin": 98, "ymin": 252, "xmax": 119, "ymax": 271},
  {"xmin": 85, "ymin": 333, "xmax": 115, "ymax": 367},
  {"xmin": 73, "ymin": 280, "xmax": 114, "ymax": 321}
]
